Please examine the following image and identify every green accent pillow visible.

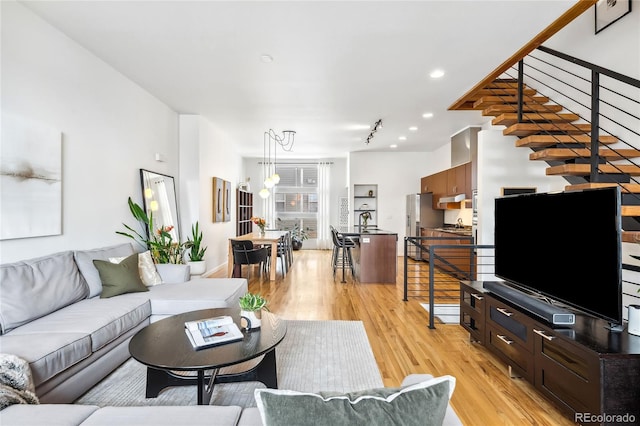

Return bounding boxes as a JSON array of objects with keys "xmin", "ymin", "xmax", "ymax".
[
  {"xmin": 255, "ymin": 375, "xmax": 455, "ymax": 426},
  {"xmin": 93, "ymin": 253, "xmax": 149, "ymax": 298}
]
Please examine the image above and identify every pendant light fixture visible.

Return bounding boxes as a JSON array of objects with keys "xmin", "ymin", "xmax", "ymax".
[{"xmin": 259, "ymin": 129, "xmax": 296, "ymax": 198}]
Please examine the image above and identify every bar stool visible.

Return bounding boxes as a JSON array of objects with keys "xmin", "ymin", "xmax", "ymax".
[{"xmin": 330, "ymin": 226, "xmax": 356, "ymax": 283}]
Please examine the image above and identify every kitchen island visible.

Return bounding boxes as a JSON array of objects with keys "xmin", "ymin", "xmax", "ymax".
[{"xmin": 337, "ymin": 227, "xmax": 398, "ymax": 283}]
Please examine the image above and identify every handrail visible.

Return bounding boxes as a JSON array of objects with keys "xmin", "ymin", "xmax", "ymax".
[{"xmin": 449, "ymin": 0, "xmax": 596, "ymax": 111}]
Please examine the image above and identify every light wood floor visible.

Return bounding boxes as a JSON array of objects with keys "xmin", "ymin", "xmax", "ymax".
[{"xmin": 212, "ymin": 249, "xmax": 574, "ymax": 426}]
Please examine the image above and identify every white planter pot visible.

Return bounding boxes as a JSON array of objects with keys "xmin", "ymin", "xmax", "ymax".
[
  {"xmin": 240, "ymin": 309, "xmax": 262, "ymax": 330},
  {"xmin": 188, "ymin": 260, "xmax": 206, "ymax": 276}
]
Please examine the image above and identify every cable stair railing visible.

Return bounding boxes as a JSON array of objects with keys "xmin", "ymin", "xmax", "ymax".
[
  {"xmin": 402, "ymin": 236, "xmax": 495, "ymax": 329},
  {"xmin": 470, "ymin": 45, "xmax": 640, "ymax": 242}
]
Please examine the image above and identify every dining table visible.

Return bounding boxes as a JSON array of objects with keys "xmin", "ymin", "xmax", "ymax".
[{"xmin": 228, "ymin": 230, "xmax": 289, "ymax": 281}]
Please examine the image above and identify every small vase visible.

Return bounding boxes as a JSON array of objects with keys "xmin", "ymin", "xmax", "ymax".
[
  {"xmin": 259, "ymin": 228, "xmax": 265, "ymax": 236},
  {"xmin": 241, "ymin": 309, "xmax": 262, "ymax": 330}
]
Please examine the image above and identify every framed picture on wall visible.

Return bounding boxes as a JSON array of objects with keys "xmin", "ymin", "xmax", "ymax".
[
  {"xmin": 212, "ymin": 177, "xmax": 224, "ymax": 222},
  {"xmin": 223, "ymin": 180, "xmax": 231, "ymax": 222},
  {"xmin": 595, "ymin": 0, "xmax": 631, "ymax": 34}
]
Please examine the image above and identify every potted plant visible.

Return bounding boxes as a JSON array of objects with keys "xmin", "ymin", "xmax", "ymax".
[
  {"xmin": 184, "ymin": 221, "xmax": 207, "ymax": 275},
  {"xmin": 290, "ymin": 224, "xmax": 309, "ymax": 251},
  {"xmin": 117, "ymin": 197, "xmax": 185, "ymax": 264},
  {"xmin": 238, "ymin": 292, "xmax": 269, "ymax": 330}
]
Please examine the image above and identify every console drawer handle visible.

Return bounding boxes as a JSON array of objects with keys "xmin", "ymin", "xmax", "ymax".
[
  {"xmin": 496, "ymin": 334, "xmax": 514, "ymax": 345},
  {"xmin": 496, "ymin": 307, "xmax": 513, "ymax": 317},
  {"xmin": 533, "ymin": 329, "xmax": 556, "ymax": 341},
  {"xmin": 471, "ymin": 293, "xmax": 484, "ymax": 301}
]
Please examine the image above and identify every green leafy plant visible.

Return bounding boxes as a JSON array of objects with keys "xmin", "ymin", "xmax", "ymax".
[
  {"xmin": 238, "ymin": 292, "xmax": 269, "ymax": 312},
  {"xmin": 117, "ymin": 197, "xmax": 184, "ymax": 264},
  {"xmin": 184, "ymin": 221, "xmax": 207, "ymax": 262},
  {"xmin": 290, "ymin": 223, "xmax": 309, "ymax": 242}
]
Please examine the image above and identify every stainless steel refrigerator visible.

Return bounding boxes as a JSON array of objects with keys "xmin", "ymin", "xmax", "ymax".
[{"xmin": 406, "ymin": 193, "xmax": 444, "ymax": 260}]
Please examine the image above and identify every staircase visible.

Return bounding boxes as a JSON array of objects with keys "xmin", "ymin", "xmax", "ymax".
[{"xmin": 467, "ymin": 56, "xmax": 640, "ymax": 243}]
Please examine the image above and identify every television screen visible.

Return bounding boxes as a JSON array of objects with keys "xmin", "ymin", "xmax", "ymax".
[{"xmin": 494, "ymin": 187, "xmax": 622, "ymax": 325}]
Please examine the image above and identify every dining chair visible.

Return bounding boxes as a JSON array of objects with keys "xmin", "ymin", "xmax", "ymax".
[{"xmin": 230, "ymin": 239, "xmax": 269, "ymax": 279}]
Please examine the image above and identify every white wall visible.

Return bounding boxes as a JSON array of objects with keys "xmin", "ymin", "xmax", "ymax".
[
  {"xmin": 179, "ymin": 115, "xmax": 244, "ymax": 274},
  {"xmin": 0, "ymin": 2, "xmax": 179, "ymax": 263},
  {"xmin": 349, "ymin": 151, "xmax": 430, "ymax": 254}
]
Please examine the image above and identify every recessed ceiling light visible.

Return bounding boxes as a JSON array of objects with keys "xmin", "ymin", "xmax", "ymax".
[
  {"xmin": 260, "ymin": 54, "xmax": 274, "ymax": 63},
  {"xmin": 422, "ymin": 112, "xmax": 434, "ymax": 119},
  {"xmin": 409, "ymin": 126, "xmax": 418, "ymax": 131},
  {"xmin": 399, "ymin": 136, "xmax": 407, "ymax": 141},
  {"xmin": 390, "ymin": 144, "xmax": 398, "ymax": 148},
  {"xmin": 430, "ymin": 69, "xmax": 445, "ymax": 78}
]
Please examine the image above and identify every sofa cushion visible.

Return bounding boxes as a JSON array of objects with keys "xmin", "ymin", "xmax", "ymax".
[
  {"xmin": 254, "ymin": 375, "xmax": 455, "ymax": 426},
  {"xmin": 11, "ymin": 296, "xmax": 151, "ymax": 353},
  {"xmin": 146, "ymin": 278, "xmax": 248, "ymax": 318},
  {"xmin": 0, "ymin": 404, "xmax": 99, "ymax": 426},
  {"xmin": 74, "ymin": 243, "xmax": 135, "ymax": 298},
  {"xmin": 79, "ymin": 405, "xmax": 243, "ymax": 426},
  {"xmin": 0, "ymin": 333, "xmax": 91, "ymax": 387},
  {"xmin": 0, "ymin": 251, "xmax": 89, "ymax": 334},
  {"xmin": 93, "ymin": 254, "xmax": 148, "ymax": 298},
  {"xmin": 109, "ymin": 250, "xmax": 162, "ymax": 287}
]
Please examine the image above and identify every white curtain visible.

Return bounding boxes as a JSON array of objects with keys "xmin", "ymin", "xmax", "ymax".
[{"xmin": 317, "ymin": 162, "xmax": 332, "ymax": 249}]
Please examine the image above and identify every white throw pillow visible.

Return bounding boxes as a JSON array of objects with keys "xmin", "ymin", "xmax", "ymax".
[{"xmin": 109, "ymin": 250, "xmax": 162, "ymax": 286}]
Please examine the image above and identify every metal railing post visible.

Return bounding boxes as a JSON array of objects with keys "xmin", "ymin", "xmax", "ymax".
[
  {"xmin": 590, "ymin": 70, "xmax": 600, "ymax": 183},
  {"xmin": 517, "ymin": 59, "xmax": 524, "ymax": 123}
]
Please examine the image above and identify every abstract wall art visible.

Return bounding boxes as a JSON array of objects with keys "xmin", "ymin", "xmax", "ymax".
[{"xmin": 1, "ymin": 114, "xmax": 62, "ymax": 240}]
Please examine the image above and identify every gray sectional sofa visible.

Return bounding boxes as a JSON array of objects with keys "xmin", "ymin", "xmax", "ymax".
[
  {"xmin": 0, "ymin": 243, "xmax": 248, "ymax": 404},
  {"xmin": 0, "ymin": 243, "xmax": 463, "ymax": 426}
]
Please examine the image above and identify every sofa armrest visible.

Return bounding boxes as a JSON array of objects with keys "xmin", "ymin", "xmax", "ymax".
[{"xmin": 155, "ymin": 264, "xmax": 190, "ymax": 284}]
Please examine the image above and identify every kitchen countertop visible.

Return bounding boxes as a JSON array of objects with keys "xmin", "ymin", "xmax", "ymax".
[
  {"xmin": 427, "ymin": 226, "xmax": 473, "ymax": 237},
  {"xmin": 337, "ymin": 226, "xmax": 397, "ymax": 236}
]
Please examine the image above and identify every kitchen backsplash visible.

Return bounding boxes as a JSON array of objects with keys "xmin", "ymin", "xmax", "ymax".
[{"xmin": 444, "ymin": 207, "xmax": 473, "ymax": 227}]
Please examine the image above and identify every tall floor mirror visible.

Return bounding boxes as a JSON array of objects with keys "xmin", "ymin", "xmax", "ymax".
[{"xmin": 140, "ymin": 169, "xmax": 180, "ymax": 242}]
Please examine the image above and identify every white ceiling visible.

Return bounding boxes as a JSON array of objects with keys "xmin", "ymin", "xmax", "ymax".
[{"xmin": 20, "ymin": 0, "xmax": 576, "ymax": 158}]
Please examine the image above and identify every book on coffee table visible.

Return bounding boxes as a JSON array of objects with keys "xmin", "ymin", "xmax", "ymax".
[{"xmin": 184, "ymin": 315, "xmax": 244, "ymax": 350}]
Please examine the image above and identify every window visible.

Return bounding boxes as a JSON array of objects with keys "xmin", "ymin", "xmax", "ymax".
[{"xmin": 273, "ymin": 165, "xmax": 318, "ymax": 239}]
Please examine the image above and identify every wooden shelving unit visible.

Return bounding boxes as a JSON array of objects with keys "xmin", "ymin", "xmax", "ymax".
[{"xmin": 236, "ymin": 189, "xmax": 253, "ymax": 236}]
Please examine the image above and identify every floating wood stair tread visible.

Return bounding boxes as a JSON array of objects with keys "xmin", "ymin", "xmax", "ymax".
[
  {"xmin": 546, "ymin": 164, "xmax": 640, "ymax": 176},
  {"xmin": 516, "ymin": 134, "xmax": 617, "ymax": 147},
  {"xmin": 530, "ymin": 148, "xmax": 640, "ymax": 161},
  {"xmin": 482, "ymin": 104, "xmax": 564, "ymax": 116},
  {"xmin": 565, "ymin": 183, "xmax": 640, "ymax": 193},
  {"xmin": 622, "ymin": 205, "xmax": 640, "ymax": 216},
  {"xmin": 467, "ymin": 88, "xmax": 537, "ymax": 101},
  {"xmin": 504, "ymin": 123, "xmax": 592, "ymax": 137},
  {"xmin": 473, "ymin": 95, "xmax": 550, "ymax": 109},
  {"xmin": 623, "ymin": 231, "xmax": 640, "ymax": 243},
  {"xmin": 493, "ymin": 113, "xmax": 580, "ymax": 126}
]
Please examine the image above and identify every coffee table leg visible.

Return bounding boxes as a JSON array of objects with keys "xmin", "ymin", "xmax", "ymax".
[
  {"xmin": 197, "ymin": 368, "xmax": 218, "ymax": 405},
  {"xmin": 256, "ymin": 348, "xmax": 278, "ymax": 388}
]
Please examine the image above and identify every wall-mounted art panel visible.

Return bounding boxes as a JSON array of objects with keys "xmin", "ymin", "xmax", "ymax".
[
  {"xmin": 223, "ymin": 180, "xmax": 232, "ymax": 222},
  {"xmin": 1, "ymin": 114, "xmax": 62, "ymax": 240},
  {"xmin": 212, "ymin": 177, "xmax": 224, "ymax": 222}
]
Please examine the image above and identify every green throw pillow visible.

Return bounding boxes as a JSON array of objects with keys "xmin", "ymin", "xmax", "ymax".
[
  {"xmin": 255, "ymin": 375, "xmax": 455, "ymax": 426},
  {"xmin": 93, "ymin": 253, "xmax": 149, "ymax": 298}
]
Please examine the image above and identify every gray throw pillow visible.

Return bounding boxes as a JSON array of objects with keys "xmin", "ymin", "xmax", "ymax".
[
  {"xmin": 93, "ymin": 253, "xmax": 148, "ymax": 298},
  {"xmin": 255, "ymin": 375, "xmax": 455, "ymax": 426}
]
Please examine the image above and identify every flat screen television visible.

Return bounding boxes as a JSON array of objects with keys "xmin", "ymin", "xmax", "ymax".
[{"xmin": 494, "ymin": 187, "xmax": 622, "ymax": 326}]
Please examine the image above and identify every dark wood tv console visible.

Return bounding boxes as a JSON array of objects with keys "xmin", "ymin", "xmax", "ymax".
[{"xmin": 460, "ymin": 281, "xmax": 640, "ymax": 425}]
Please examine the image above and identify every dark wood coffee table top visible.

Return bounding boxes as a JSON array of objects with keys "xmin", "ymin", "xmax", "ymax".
[{"xmin": 129, "ymin": 308, "xmax": 286, "ymax": 371}]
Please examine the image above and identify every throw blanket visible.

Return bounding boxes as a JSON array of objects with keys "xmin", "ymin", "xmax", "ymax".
[{"xmin": 0, "ymin": 354, "xmax": 39, "ymax": 410}]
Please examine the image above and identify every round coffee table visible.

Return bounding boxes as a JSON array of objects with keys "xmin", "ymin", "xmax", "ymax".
[{"xmin": 129, "ymin": 308, "xmax": 286, "ymax": 405}]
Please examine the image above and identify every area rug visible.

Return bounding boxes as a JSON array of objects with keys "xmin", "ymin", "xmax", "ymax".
[{"xmin": 75, "ymin": 320, "xmax": 383, "ymax": 408}]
